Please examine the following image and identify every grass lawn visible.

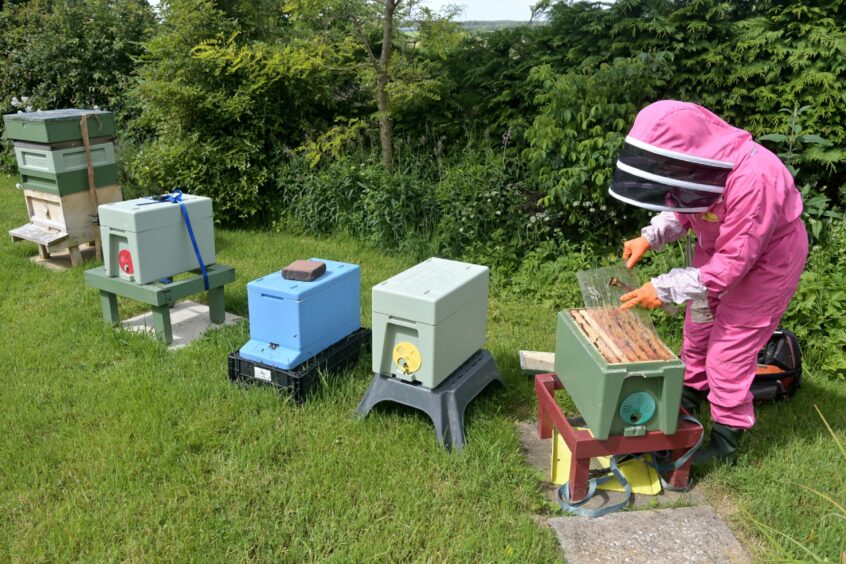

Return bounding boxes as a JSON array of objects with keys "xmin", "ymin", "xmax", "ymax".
[{"xmin": 1, "ymin": 174, "xmax": 844, "ymax": 561}]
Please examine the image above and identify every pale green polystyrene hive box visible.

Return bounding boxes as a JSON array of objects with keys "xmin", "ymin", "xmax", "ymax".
[
  {"xmin": 372, "ymin": 257, "xmax": 489, "ymax": 389},
  {"xmin": 554, "ymin": 310, "xmax": 684, "ymax": 440},
  {"xmin": 98, "ymin": 194, "xmax": 216, "ymax": 285}
]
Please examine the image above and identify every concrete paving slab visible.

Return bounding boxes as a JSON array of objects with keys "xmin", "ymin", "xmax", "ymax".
[
  {"xmin": 29, "ymin": 243, "xmax": 97, "ymax": 271},
  {"xmin": 516, "ymin": 421, "xmax": 705, "ymax": 509},
  {"xmin": 122, "ymin": 300, "xmax": 244, "ymax": 349},
  {"xmin": 548, "ymin": 506, "xmax": 750, "ymax": 563}
]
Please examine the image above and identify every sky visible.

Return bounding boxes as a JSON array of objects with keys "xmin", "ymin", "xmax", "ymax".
[
  {"xmin": 146, "ymin": 0, "xmax": 538, "ymax": 22},
  {"xmin": 420, "ymin": 0, "xmax": 537, "ymax": 21}
]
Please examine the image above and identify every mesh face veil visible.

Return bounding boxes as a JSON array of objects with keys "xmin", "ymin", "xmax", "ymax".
[{"xmin": 609, "ymin": 136, "xmax": 734, "ymax": 213}]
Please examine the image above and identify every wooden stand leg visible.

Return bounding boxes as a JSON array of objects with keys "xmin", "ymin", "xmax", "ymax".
[
  {"xmin": 208, "ymin": 286, "xmax": 226, "ymax": 324},
  {"xmin": 99, "ymin": 291, "xmax": 120, "ymax": 325},
  {"xmin": 38, "ymin": 245, "xmax": 50, "ymax": 260},
  {"xmin": 538, "ymin": 404, "xmax": 552, "ymax": 440},
  {"xmin": 68, "ymin": 246, "xmax": 83, "ymax": 267},
  {"xmin": 151, "ymin": 305, "xmax": 173, "ymax": 344},
  {"xmin": 667, "ymin": 448, "xmax": 693, "ymax": 490},
  {"xmin": 569, "ymin": 455, "xmax": 591, "ymax": 502}
]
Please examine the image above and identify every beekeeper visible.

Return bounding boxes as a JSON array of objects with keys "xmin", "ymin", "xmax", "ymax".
[{"xmin": 612, "ymin": 100, "xmax": 808, "ymax": 464}]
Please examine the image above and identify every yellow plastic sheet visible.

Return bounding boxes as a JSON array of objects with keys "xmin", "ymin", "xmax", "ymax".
[{"xmin": 550, "ymin": 428, "xmax": 662, "ymax": 495}]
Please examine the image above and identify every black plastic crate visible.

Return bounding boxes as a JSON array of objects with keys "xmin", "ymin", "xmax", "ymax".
[{"xmin": 228, "ymin": 327, "xmax": 371, "ymax": 403}]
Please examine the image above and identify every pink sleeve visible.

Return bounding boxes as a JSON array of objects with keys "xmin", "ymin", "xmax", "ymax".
[{"xmin": 698, "ymin": 173, "xmax": 778, "ymax": 294}]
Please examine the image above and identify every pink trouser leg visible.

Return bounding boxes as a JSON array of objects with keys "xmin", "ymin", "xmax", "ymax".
[
  {"xmin": 681, "ymin": 306, "xmax": 712, "ymax": 392},
  {"xmin": 703, "ymin": 316, "xmax": 781, "ymax": 429}
]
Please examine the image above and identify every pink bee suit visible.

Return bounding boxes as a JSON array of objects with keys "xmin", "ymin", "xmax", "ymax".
[{"xmin": 609, "ymin": 101, "xmax": 808, "ymax": 429}]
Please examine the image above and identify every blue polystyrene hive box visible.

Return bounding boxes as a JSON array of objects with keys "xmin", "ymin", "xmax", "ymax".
[{"xmin": 239, "ymin": 258, "xmax": 360, "ymax": 370}]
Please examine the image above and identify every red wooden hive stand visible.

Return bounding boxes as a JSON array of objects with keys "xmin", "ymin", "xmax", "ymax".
[{"xmin": 535, "ymin": 373, "xmax": 704, "ymax": 502}]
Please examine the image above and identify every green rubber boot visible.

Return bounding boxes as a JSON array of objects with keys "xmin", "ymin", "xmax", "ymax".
[
  {"xmin": 692, "ymin": 422, "xmax": 744, "ymax": 466},
  {"xmin": 681, "ymin": 386, "xmax": 708, "ymax": 417}
]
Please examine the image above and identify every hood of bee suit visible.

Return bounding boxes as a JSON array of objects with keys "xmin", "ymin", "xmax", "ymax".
[{"xmin": 609, "ymin": 100, "xmax": 754, "ymax": 213}]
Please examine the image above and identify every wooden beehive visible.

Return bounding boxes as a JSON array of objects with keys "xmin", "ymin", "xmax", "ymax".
[{"xmin": 9, "ymin": 185, "xmax": 123, "ymax": 266}]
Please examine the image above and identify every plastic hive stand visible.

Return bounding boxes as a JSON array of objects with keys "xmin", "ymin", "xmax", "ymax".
[{"xmin": 355, "ymin": 349, "xmax": 504, "ymax": 451}]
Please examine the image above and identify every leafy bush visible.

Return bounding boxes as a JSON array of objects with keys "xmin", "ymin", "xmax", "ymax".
[
  {"xmin": 433, "ymin": 150, "xmax": 542, "ymax": 264},
  {"xmin": 0, "ymin": 0, "xmax": 154, "ymax": 173},
  {"xmin": 125, "ymin": 0, "xmax": 361, "ymax": 224},
  {"xmin": 523, "ymin": 53, "xmax": 673, "ymax": 240},
  {"xmin": 274, "ymin": 156, "xmax": 437, "ymax": 254},
  {"xmin": 0, "ymin": 0, "xmax": 154, "ymax": 120},
  {"xmin": 782, "ymin": 219, "xmax": 846, "ymax": 379}
]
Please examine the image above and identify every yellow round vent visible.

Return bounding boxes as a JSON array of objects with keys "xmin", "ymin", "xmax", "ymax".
[{"xmin": 392, "ymin": 341, "xmax": 422, "ymax": 374}]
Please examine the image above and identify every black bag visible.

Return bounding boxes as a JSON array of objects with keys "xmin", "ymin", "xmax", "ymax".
[{"xmin": 751, "ymin": 329, "xmax": 802, "ymax": 402}]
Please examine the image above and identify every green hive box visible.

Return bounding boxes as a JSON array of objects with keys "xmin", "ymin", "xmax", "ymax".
[
  {"xmin": 3, "ymin": 109, "xmax": 115, "ymax": 144},
  {"xmin": 98, "ymin": 194, "xmax": 216, "ymax": 285},
  {"xmin": 14, "ymin": 139, "xmax": 117, "ymax": 195},
  {"xmin": 372, "ymin": 257, "xmax": 489, "ymax": 389},
  {"xmin": 554, "ymin": 309, "xmax": 684, "ymax": 440}
]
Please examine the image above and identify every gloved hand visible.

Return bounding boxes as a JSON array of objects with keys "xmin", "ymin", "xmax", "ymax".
[
  {"xmin": 619, "ymin": 282, "xmax": 664, "ymax": 310},
  {"xmin": 622, "ymin": 236, "xmax": 651, "ymax": 269}
]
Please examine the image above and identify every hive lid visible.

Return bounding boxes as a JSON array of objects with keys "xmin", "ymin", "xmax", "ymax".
[
  {"xmin": 98, "ymin": 194, "xmax": 213, "ymax": 233},
  {"xmin": 248, "ymin": 258, "xmax": 359, "ymax": 301},
  {"xmin": 372, "ymin": 257, "xmax": 489, "ymax": 325},
  {"xmin": 3, "ymin": 109, "xmax": 115, "ymax": 143}
]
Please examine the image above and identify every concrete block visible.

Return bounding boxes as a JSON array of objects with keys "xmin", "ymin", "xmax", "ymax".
[
  {"xmin": 282, "ymin": 259, "xmax": 326, "ymax": 281},
  {"xmin": 122, "ymin": 300, "xmax": 243, "ymax": 349}
]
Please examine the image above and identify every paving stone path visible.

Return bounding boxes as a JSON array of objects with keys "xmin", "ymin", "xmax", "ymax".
[{"xmin": 517, "ymin": 422, "xmax": 751, "ymax": 563}]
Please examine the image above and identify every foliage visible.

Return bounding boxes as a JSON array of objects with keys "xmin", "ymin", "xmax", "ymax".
[
  {"xmin": 0, "ymin": 0, "xmax": 154, "ymax": 116},
  {"xmin": 433, "ymin": 150, "xmax": 541, "ymax": 265},
  {"xmin": 274, "ymin": 155, "xmax": 438, "ymax": 254},
  {"xmin": 781, "ymin": 219, "xmax": 846, "ymax": 380},
  {"xmin": 523, "ymin": 53, "xmax": 673, "ymax": 239},
  {"xmin": 125, "ymin": 0, "xmax": 360, "ymax": 223},
  {"xmin": 760, "ymin": 105, "xmax": 846, "ymax": 243},
  {"xmin": 759, "ymin": 105, "xmax": 846, "ymax": 180},
  {"xmin": 0, "ymin": 0, "xmax": 154, "ymax": 173}
]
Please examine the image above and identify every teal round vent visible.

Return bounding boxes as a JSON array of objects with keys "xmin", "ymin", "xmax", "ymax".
[{"xmin": 619, "ymin": 392, "xmax": 656, "ymax": 426}]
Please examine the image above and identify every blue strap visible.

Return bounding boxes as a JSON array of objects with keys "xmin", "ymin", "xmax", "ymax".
[
  {"xmin": 645, "ymin": 415, "xmax": 705, "ymax": 473},
  {"xmin": 141, "ymin": 190, "xmax": 209, "ymax": 290},
  {"xmin": 557, "ymin": 455, "xmax": 632, "ymax": 518},
  {"xmin": 556, "ymin": 415, "xmax": 704, "ymax": 517}
]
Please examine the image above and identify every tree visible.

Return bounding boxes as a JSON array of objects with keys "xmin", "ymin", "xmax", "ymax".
[{"xmin": 368, "ymin": 0, "xmax": 398, "ymax": 172}]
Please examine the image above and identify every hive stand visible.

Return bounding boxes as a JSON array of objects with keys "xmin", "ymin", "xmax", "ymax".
[
  {"xmin": 84, "ymin": 263, "xmax": 235, "ymax": 344},
  {"xmin": 356, "ymin": 349, "xmax": 504, "ymax": 451},
  {"xmin": 535, "ymin": 373, "xmax": 703, "ymax": 503}
]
